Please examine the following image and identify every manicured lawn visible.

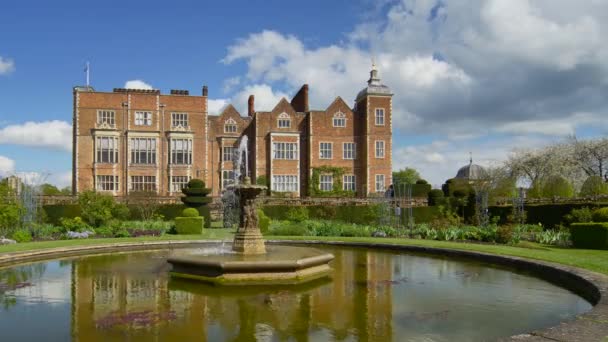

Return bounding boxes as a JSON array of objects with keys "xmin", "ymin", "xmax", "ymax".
[
  {"xmin": 0, "ymin": 230, "xmax": 234, "ymax": 254},
  {"xmin": 1, "ymin": 231, "xmax": 607, "ymax": 276}
]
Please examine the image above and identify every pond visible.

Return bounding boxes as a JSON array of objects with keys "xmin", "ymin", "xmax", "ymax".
[{"xmin": 0, "ymin": 245, "xmax": 592, "ymax": 341}]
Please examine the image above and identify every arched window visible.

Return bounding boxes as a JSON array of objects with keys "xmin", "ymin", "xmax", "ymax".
[
  {"xmin": 277, "ymin": 112, "xmax": 291, "ymax": 128},
  {"xmin": 333, "ymin": 111, "xmax": 346, "ymax": 127},
  {"xmin": 224, "ymin": 118, "xmax": 237, "ymax": 133}
]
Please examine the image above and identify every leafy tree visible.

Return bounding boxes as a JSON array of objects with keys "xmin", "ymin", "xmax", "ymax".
[
  {"xmin": 542, "ymin": 175, "xmax": 574, "ymax": 198},
  {"xmin": 40, "ymin": 183, "xmax": 61, "ymax": 196},
  {"xmin": 0, "ymin": 180, "xmax": 21, "ymax": 236},
  {"xmin": 60, "ymin": 186, "xmax": 72, "ymax": 195},
  {"xmin": 579, "ymin": 175, "xmax": 608, "ymax": 197},
  {"xmin": 392, "ymin": 168, "xmax": 421, "ymax": 185},
  {"xmin": 78, "ymin": 190, "xmax": 129, "ymax": 227}
]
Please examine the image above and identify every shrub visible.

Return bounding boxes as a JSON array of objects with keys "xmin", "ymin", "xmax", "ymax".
[
  {"xmin": 181, "ymin": 179, "xmax": 212, "ymax": 228},
  {"xmin": 175, "ymin": 217, "xmax": 204, "ymax": 234},
  {"xmin": 579, "ymin": 176, "xmax": 608, "ymax": 197},
  {"xmin": 257, "ymin": 209, "xmax": 270, "ymax": 234},
  {"xmin": 428, "ymin": 189, "xmax": 445, "ymax": 206},
  {"xmin": 94, "ymin": 226, "xmax": 114, "ymax": 238},
  {"xmin": 60, "ymin": 217, "xmax": 91, "ymax": 232},
  {"xmin": 78, "ymin": 190, "xmax": 129, "ymax": 227},
  {"xmin": 570, "ymin": 223, "xmax": 608, "ymax": 249},
  {"xmin": 113, "ymin": 228, "xmax": 131, "ymax": 238},
  {"xmin": 564, "ymin": 207, "xmax": 594, "ymax": 225},
  {"xmin": 286, "ymin": 206, "xmax": 309, "ymax": 222},
  {"xmin": 187, "ymin": 179, "xmax": 206, "ymax": 189},
  {"xmin": 11, "ymin": 230, "xmax": 32, "ymax": 243},
  {"xmin": 30, "ymin": 223, "xmax": 63, "ymax": 241},
  {"xmin": 416, "ymin": 179, "xmax": 428, "ymax": 185},
  {"xmin": 267, "ymin": 221, "xmax": 310, "ymax": 236},
  {"xmin": 496, "ymin": 225, "xmax": 514, "ymax": 244},
  {"xmin": 537, "ymin": 229, "xmax": 570, "ymax": 247},
  {"xmin": 181, "ymin": 208, "xmax": 200, "ymax": 217},
  {"xmin": 411, "ymin": 183, "xmax": 432, "ymax": 197},
  {"xmin": 592, "ymin": 207, "xmax": 608, "ymax": 222}
]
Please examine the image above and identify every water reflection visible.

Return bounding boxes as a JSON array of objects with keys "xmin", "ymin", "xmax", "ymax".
[{"xmin": 0, "ymin": 247, "xmax": 593, "ymax": 341}]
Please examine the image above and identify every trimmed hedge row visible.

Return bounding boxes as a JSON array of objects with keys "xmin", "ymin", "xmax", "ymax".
[
  {"xmin": 262, "ymin": 204, "xmax": 442, "ymax": 225},
  {"xmin": 43, "ymin": 204, "xmax": 210, "ymax": 227},
  {"xmin": 570, "ymin": 223, "xmax": 608, "ymax": 250},
  {"xmin": 175, "ymin": 217, "xmax": 204, "ymax": 234},
  {"xmin": 484, "ymin": 202, "xmax": 608, "ymax": 229}
]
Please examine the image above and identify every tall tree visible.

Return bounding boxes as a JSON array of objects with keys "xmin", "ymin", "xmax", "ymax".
[
  {"xmin": 568, "ymin": 136, "xmax": 608, "ymax": 178},
  {"xmin": 392, "ymin": 168, "xmax": 421, "ymax": 185}
]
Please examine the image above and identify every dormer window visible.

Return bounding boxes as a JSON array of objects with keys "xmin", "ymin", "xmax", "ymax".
[
  {"xmin": 224, "ymin": 118, "xmax": 237, "ymax": 133},
  {"xmin": 333, "ymin": 112, "xmax": 346, "ymax": 127},
  {"xmin": 277, "ymin": 112, "xmax": 291, "ymax": 128}
]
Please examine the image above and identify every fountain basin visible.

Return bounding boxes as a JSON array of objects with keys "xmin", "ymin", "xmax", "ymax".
[{"xmin": 167, "ymin": 246, "xmax": 334, "ymax": 285}]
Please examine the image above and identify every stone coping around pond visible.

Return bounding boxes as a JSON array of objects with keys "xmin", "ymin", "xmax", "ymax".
[{"xmin": 0, "ymin": 239, "xmax": 606, "ymax": 341}]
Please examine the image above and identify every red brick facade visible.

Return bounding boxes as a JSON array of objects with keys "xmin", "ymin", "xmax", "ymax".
[{"xmin": 73, "ymin": 68, "xmax": 392, "ymax": 197}]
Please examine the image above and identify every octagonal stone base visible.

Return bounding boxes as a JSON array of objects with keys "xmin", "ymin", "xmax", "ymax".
[
  {"xmin": 232, "ymin": 229, "xmax": 266, "ymax": 255},
  {"xmin": 167, "ymin": 250, "xmax": 334, "ymax": 286}
]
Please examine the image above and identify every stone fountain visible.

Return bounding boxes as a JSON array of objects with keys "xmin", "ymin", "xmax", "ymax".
[{"xmin": 167, "ymin": 177, "xmax": 334, "ymax": 286}]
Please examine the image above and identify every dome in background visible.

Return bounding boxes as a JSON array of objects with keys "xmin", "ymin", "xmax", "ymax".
[{"xmin": 455, "ymin": 155, "xmax": 487, "ymax": 181}]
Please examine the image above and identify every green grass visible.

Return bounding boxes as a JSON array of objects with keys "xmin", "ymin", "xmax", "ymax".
[
  {"xmin": 0, "ymin": 230, "xmax": 234, "ymax": 254},
  {"xmin": 267, "ymin": 236, "xmax": 608, "ymax": 275},
  {"xmin": 1, "ymin": 230, "xmax": 607, "ymax": 276}
]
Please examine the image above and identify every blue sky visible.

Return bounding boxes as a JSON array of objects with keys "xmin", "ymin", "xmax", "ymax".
[{"xmin": 1, "ymin": 0, "xmax": 607, "ymax": 187}]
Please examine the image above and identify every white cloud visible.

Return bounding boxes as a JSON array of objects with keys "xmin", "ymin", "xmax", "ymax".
[
  {"xmin": 208, "ymin": 98, "xmax": 229, "ymax": 115},
  {"xmin": 0, "ymin": 120, "xmax": 72, "ymax": 151},
  {"xmin": 231, "ymin": 84, "xmax": 289, "ymax": 114},
  {"xmin": 124, "ymin": 80, "xmax": 154, "ymax": 89},
  {"xmin": 222, "ymin": 76, "xmax": 241, "ymax": 93},
  {"xmin": 0, "ymin": 56, "xmax": 15, "ymax": 75},
  {"xmin": 48, "ymin": 171, "xmax": 72, "ymax": 188},
  {"xmin": 0, "ymin": 156, "xmax": 15, "ymax": 176}
]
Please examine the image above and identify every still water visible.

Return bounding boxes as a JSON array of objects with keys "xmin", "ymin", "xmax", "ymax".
[{"xmin": 0, "ymin": 246, "xmax": 592, "ymax": 341}]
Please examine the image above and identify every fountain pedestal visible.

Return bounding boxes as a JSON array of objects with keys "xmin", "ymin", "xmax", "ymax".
[{"xmin": 167, "ymin": 177, "xmax": 334, "ymax": 285}]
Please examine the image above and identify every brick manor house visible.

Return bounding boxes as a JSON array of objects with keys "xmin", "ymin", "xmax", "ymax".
[{"xmin": 72, "ymin": 67, "xmax": 392, "ymax": 197}]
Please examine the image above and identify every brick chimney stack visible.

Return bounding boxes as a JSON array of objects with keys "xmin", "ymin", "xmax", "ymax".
[
  {"xmin": 202, "ymin": 85, "xmax": 208, "ymax": 96},
  {"xmin": 290, "ymin": 84, "xmax": 309, "ymax": 112},
  {"xmin": 248, "ymin": 95, "xmax": 255, "ymax": 116}
]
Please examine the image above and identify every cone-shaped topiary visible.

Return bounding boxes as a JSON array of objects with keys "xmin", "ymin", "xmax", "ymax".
[{"xmin": 181, "ymin": 179, "xmax": 212, "ymax": 227}]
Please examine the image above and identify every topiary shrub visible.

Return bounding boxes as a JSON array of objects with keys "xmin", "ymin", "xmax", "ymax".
[
  {"xmin": 175, "ymin": 217, "xmax": 204, "ymax": 234},
  {"xmin": 181, "ymin": 208, "xmax": 200, "ymax": 217},
  {"xmin": 257, "ymin": 209, "xmax": 271, "ymax": 234},
  {"xmin": 428, "ymin": 189, "xmax": 445, "ymax": 206},
  {"xmin": 580, "ymin": 176, "xmax": 608, "ymax": 197},
  {"xmin": 570, "ymin": 222, "xmax": 608, "ymax": 249},
  {"xmin": 592, "ymin": 207, "xmax": 608, "ymax": 222},
  {"xmin": 181, "ymin": 179, "xmax": 212, "ymax": 228},
  {"xmin": 542, "ymin": 176, "xmax": 574, "ymax": 198},
  {"xmin": 415, "ymin": 179, "xmax": 428, "ymax": 184}
]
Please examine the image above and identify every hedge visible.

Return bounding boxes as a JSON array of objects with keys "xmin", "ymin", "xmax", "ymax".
[
  {"xmin": 43, "ymin": 203, "xmax": 211, "ymax": 228},
  {"xmin": 411, "ymin": 183, "xmax": 431, "ymax": 198},
  {"xmin": 262, "ymin": 204, "xmax": 442, "ymax": 225},
  {"xmin": 570, "ymin": 223, "xmax": 608, "ymax": 250},
  {"xmin": 485, "ymin": 203, "xmax": 608, "ymax": 229},
  {"xmin": 175, "ymin": 217, "xmax": 204, "ymax": 234}
]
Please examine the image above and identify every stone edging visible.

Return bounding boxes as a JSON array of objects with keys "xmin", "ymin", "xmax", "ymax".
[{"xmin": 1, "ymin": 239, "xmax": 607, "ymax": 341}]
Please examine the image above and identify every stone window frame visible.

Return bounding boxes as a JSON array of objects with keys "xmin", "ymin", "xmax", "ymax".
[
  {"xmin": 375, "ymin": 174, "xmax": 385, "ymax": 192},
  {"xmin": 224, "ymin": 118, "xmax": 238, "ymax": 133},
  {"xmin": 95, "ymin": 136, "xmax": 119, "ymax": 164},
  {"xmin": 169, "ymin": 138, "xmax": 193, "ymax": 165},
  {"xmin": 223, "ymin": 146, "xmax": 236, "ymax": 162},
  {"xmin": 273, "ymin": 142, "xmax": 298, "ymax": 160},
  {"xmin": 333, "ymin": 111, "xmax": 346, "ymax": 127},
  {"xmin": 129, "ymin": 137, "xmax": 157, "ymax": 165},
  {"xmin": 134, "ymin": 111, "xmax": 153, "ymax": 126},
  {"xmin": 131, "ymin": 175, "xmax": 156, "ymax": 192},
  {"xmin": 171, "ymin": 112, "xmax": 189, "ymax": 128},
  {"xmin": 96, "ymin": 110, "xmax": 116, "ymax": 127},
  {"xmin": 319, "ymin": 174, "xmax": 333, "ymax": 191},
  {"xmin": 319, "ymin": 142, "xmax": 333, "ymax": 159},
  {"xmin": 375, "ymin": 140, "xmax": 385, "ymax": 159},
  {"xmin": 343, "ymin": 174, "xmax": 356, "ymax": 191},
  {"xmin": 277, "ymin": 112, "xmax": 291, "ymax": 128},
  {"xmin": 96, "ymin": 175, "xmax": 119, "ymax": 192},
  {"xmin": 222, "ymin": 170, "xmax": 235, "ymax": 189},
  {"xmin": 343, "ymin": 142, "xmax": 356, "ymax": 160},
  {"xmin": 271, "ymin": 175, "xmax": 299, "ymax": 192},
  {"xmin": 170, "ymin": 175, "xmax": 190, "ymax": 193},
  {"xmin": 375, "ymin": 108, "xmax": 385, "ymax": 126}
]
